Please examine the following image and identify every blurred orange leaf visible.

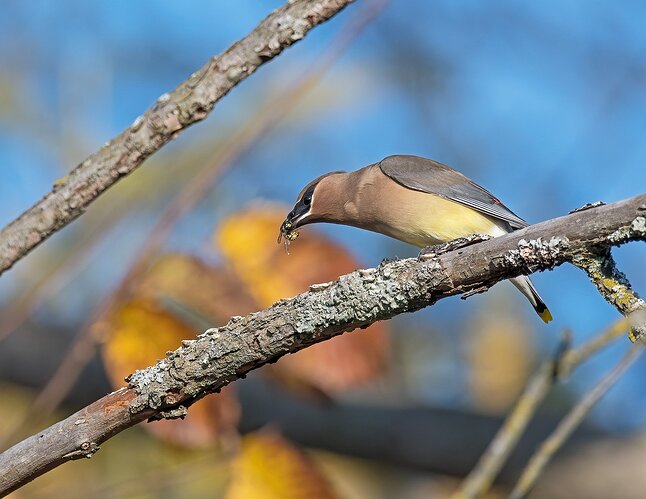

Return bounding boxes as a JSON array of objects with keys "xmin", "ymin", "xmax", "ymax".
[
  {"xmin": 225, "ymin": 431, "xmax": 338, "ymax": 499},
  {"xmin": 100, "ymin": 301, "xmax": 239, "ymax": 448},
  {"xmin": 136, "ymin": 253, "xmax": 257, "ymax": 324},
  {"xmin": 216, "ymin": 204, "xmax": 389, "ymax": 394}
]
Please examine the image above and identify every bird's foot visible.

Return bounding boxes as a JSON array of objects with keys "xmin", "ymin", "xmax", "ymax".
[{"xmin": 418, "ymin": 234, "xmax": 493, "ymax": 261}]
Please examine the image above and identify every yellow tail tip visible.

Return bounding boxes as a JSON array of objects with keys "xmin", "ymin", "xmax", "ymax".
[{"xmin": 539, "ymin": 308, "xmax": 553, "ymax": 324}]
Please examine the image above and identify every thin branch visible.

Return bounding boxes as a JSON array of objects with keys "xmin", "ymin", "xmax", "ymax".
[
  {"xmin": 559, "ymin": 320, "xmax": 628, "ymax": 376},
  {"xmin": 509, "ymin": 344, "xmax": 644, "ymax": 499},
  {"xmin": 455, "ymin": 363, "xmax": 554, "ymax": 499},
  {"xmin": 0, "ymin": 195, "xmax": 643, "ymax": 495},
  {"xmin": 572, "ymin": 249, "xmax": 646, "ymax": 341},
  {"xmin": 0, "ymin": 0, "xmax": 355, "ymax": 277},
  {"xmin": 0, "ymin": 0, "xmax": 387, "ymax": 452},
  {"xmin": 452, "ymin": 319, "xmax": 627, "ymax": 499}
]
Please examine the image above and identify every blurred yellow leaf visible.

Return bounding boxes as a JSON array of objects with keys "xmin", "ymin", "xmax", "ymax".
[
  {"xmin": 100, "ymin": 301, "xmax": 239, "ymax": 448},
  {"xmin": 216, "ymin": 203, "xmax": 345, "ymax": 307},
  {"xmin": 466, "ymin": 301, "xmax": 533, "ymax": 413},
  {"xmin": 0, "ymin": 383, "xmax": 36, "ymax": 437},
  {"xmin": 101, "ymin": 302, "xmax": 188, "ymax": 384},
  {"xmin": 216, "ymin": 204, "xmax": 389, "ymax": 394},
  {"xmin": 225, "ymin": 431, "xmax": 339, "ymax": 499}
]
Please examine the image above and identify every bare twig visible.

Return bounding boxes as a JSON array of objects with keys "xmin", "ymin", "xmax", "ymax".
[
  {"xmin": 0, "ymin": 0, "xmax": 388, "ymax": 451},
  {"xmin": 0, "ymin": 0, "xmax": 355, "ymax": 277},
  {"xmin": 509, "ymin": 344, "xmax": 644, "ymax": 499},
  {"xmin": 559, "ymin": 320, "xmax": 627, "ymax": 377},
  {"xmin": 0, "ymin": 195, "xmax": 643, "ymax": 495},
  {"xmin": 455, "ymin": 363, "xmax": 554, "ymax": 499},
  {"xmin": 452, "ymin": 320, "xmax": 626, "ymax": 499}
]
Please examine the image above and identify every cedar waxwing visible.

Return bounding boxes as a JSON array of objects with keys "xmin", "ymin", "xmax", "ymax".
[{"xmin": 279, "ymin": 155, "xmax": 552, "ymax": 323}]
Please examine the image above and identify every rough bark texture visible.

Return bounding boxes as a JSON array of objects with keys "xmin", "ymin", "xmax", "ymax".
[
  {"xmin": 573, "ymin": 250, "xmax": 646, "ymax": 340},
  {"xmin": 0, "ymin": 194, "xmax": 643, "ymax": 496},
  {"xmin": 0, "ymin": 0, "xmax": 354, "ymax": 276},
  {"xmin": 0, "ymin": 389, "xmax": 147, "ymax": 496}
]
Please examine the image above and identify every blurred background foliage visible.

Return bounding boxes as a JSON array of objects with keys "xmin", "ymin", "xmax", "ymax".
[{"xmin": 0, "ymin": 1, "xmax": 645, "ymax": 497}]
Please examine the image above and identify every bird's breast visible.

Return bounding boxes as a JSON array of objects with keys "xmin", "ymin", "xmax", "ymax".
[{"xmin": 360, "ymin": 183, "xmax": 508, "ymax": 247}]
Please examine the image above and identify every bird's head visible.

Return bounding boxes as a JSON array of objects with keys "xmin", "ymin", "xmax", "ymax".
[{"xmin": 278, "ymin": 171, "xmax": 346, "ymax": 248}]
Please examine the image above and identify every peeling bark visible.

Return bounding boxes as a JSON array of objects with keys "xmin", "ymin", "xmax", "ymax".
[{"xmin": 0, "ymin": 194, "xmax": 643, "ymax": 496}]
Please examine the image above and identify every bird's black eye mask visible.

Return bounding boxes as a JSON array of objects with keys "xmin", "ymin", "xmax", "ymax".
[
  {"xmin": 286, "ymin": 184, "xmax": 316, "ymax": 225},
  {"xmin": 278, "ymin": 184, "xmax": 317, "ymax": 251},
  {"xmin": 302, "ymin": 190, "xmax": 313, "ymax": 206}
]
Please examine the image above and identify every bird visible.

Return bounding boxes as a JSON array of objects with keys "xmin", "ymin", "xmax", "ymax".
[{"xmin": 279, "ymin": 154, "xmax": 552, "ymax": 323}]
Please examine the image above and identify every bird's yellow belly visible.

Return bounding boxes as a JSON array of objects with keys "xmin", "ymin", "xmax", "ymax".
[{"xmin": 373, "ymin": 192, "xmax": 508, "ymax": 248}]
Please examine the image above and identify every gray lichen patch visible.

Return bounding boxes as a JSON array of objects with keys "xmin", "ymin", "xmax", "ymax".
[
  {"xmin": 569, "ymin": 201, "xmax": 606, "ymax": 214},
  {"xmin": 628, "ymin": 309, "xmax": 646, "ymax": 342},
  {"xmin": 503, "ymin": 237, "xmax": 570, "ymax": 270},
  {"xmin": 631, "ymin": 216, "xmax": 646, "ymax": 234},
  {"xmin": 608, "ymin": 216, "xmax": 646, "ymax": 244}
]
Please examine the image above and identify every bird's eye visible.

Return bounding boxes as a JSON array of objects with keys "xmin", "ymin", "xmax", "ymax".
[{"xmin": 303, "ymin": 195, "xmax": 312, "ymax": 206}]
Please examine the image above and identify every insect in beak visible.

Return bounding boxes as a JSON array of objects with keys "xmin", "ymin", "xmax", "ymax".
[{"xmin": 277, "ymin": 220, "xmax": 300, "ymax": 254}]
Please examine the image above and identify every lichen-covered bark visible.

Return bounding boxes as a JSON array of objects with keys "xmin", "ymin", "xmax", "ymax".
[
  {"xmin": 0, "ymin": 0, "xmax": 354, "ymax": 276},
  {"xmin": 0, "ymin": 194, "xmax": 644, "ymax": 496},
  {"xmin": 572, "ymin": 250, "xmax": 646, "ymax": 341}
]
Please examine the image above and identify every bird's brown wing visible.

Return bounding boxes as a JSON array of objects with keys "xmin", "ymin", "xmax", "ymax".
[{"xmin": 378, "ymin": 155, "xmax": 528, "ymax": 230}]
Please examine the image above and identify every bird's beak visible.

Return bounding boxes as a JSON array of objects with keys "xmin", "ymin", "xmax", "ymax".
[
  {"xmin": 277, "ymin": 206, "xmax": 310, "ymax": 247},
  {"xmin": 278, "ymin": 215, "xmax": 302, "ymax": 244},
  {"xmin": 277, "ymin": 218, "xmax": 301, "ymax": 253},
  {"xmin": 278, "ymin": 219, "xmax": 297, "ymax": 241}
]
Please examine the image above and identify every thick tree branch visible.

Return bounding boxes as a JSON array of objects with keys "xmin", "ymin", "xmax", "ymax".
[
  {"xmin": 0, "ymin": 194, "xmax": 644, "ymax": 495},
  {"xmin": 0, "ymin": 0, "xmax": 354, "ymax": 276}
]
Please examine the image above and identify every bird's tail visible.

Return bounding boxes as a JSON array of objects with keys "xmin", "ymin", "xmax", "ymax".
[{"xmin": 510, "ymin": 276, "xmax": 553, "ymax": 323}]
